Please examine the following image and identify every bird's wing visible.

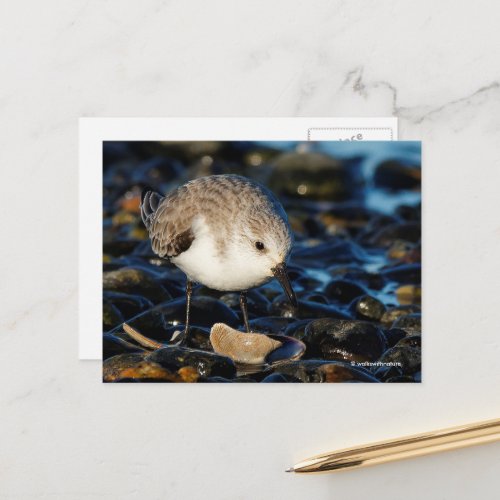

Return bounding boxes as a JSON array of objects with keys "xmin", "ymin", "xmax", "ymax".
[{"xmin": 141, "ymin": 189, "xmax": 196, "ymax": 258}]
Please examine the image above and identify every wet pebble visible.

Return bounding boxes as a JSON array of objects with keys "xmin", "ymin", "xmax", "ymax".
[
  {"xmin": 349, "ymin": 294, "xmax": 386, "ymax": 322},
  {"xmin": 103, "ymin": 291, "xmax": 154, "ymax": 320},
  {"xmin": 103, "ymin": 334, "xmax": 145, "ymax": 360},
  {"xmin": 367, "ymin": 222, "xmax": 421, "ymax": 248},
  {"xmin": 381, "ymin": 305, "xmax": 421, "ymax": 326},
  {"xmin": 269, "ymin": 296, "xmax": 350, "ymax": 320},
  {"xmin": 392, "ymin": 313, "xmax": 421, "ymax": 334},
  {"xmin": 273, "ymin": 360, "xmax": 380, "ymax": 383},
  {"xmin": 103, "ymin": 300, "xmax": 124, "ymax": 331},
  {"xmin": 382, "ymin": 264, "xmax": 421, "ymax": 284},
  {"xmin": 304, "ymin": 318, "xmax": 386, "ymax": 362},
  {"xmin": 377, "ymin": 345, "xmax": 421, "ymax": 375},
  {"xmin": 396, "ymin": 284, "xmax": 422, "ymax": 305},
  {"xmin": 324, "ymin": 279, "xmax": 367, "ymax": 304},
  {"xmin": 147, "ymin": 347, "xmax": 236, "ymax": 379},
  {"xmin": 103, "ymin": 267, "xmax": 171, "ymax": 303},
  {"xmin": 103, "ymin": 353, "xmax": 146, "ymax": 382},
  {"xmin": 268, "ymin": 151, "xmax": 357, "ymax": 201},
  {"xmin": 248, "ymin": 316, "xmax": 296, "ymax": 334},
  {"xmin": 374, "ymin": 160, "xmax": 421, "ymax": 190}
]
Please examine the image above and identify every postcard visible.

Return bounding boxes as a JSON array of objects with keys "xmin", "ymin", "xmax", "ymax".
[
  {"xmin": 99, "ymin": 138, "xmax": 421, "ymax": 383},
  {"xmin": 80, "ymin": 117, "xmax": 398, "ymax": 360}
]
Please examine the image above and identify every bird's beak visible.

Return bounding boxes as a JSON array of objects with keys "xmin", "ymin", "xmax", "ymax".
[{"xmin": 271, "ymin": 263, "xmax": 298, "ymax": 308}]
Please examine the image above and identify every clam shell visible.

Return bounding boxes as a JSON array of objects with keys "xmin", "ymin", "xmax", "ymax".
[{"xmin": 210, "ymin": 323, "xmax": 306, "ymax": 366}]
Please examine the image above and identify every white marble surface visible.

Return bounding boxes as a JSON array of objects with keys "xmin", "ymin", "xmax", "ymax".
[{"xmin": 1, "ymin": 1, "xmax": 500, "ymax": 499}]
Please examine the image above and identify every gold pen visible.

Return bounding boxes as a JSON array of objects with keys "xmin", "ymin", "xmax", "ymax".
[{"xmin": 287, "ymin": 418, "xmax": 500, "ymax": 474}]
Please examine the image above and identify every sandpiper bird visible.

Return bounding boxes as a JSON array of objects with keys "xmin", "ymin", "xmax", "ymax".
[{"xmin": 141, "ymin": 174, "xmax": 297, "ymax": 345}]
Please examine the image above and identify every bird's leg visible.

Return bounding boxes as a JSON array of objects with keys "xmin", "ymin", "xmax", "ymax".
[
  {"xmin": 178, "ymin": 279, "xmax": 193, "ymax": 346},
  {"xmin": 239, "ymin": 291, "xmax": 251, "ymax": 333}
]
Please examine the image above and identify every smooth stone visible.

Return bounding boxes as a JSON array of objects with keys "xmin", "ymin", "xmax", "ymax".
[
  {"xmin": 382, "ymin": 264, "xmax": 421, "ymax": 284},
  {"xmin": 395, "ymin": 204, "xmax": 421, "ymax": 222},
  {"xmin": 292, "ymin": 240, "xmax": 368, "ymax": 268},
  {"xmin": 103, "ymin": 291, "xmax": 154, "ymax": 320},
  {"xmin": 103, "ymin": 353, "xmax": 146, "ymax": 382},
  {"xmin": 392, "ymin": 313, "xmax": 421, "ymax": 334},
  {"xmin": 147, "ymin": 347, "xmax": 236, "ymax": 379},
  {"xmin": 327, "ymin": 265, "xmax": 386, "ymax": 290},
  {"xmin": 385, "ymin": 375, "xmax": 416, "ymax": 383},
  {"xmin": 261, "ymin": 373, "xmax": 299, "ymax": 383},
  {"xmin": 268, "ymin": 151, "xmax": 356, "ymax": 201},
  {"xmin": 273, "ymin": 360, "xmax": 380, "ymax": 383},
  {"xmin": 103, "ymin": 334, "xmax": 145, "ymax": 360},
  {"xmin": 324, "ymin": 279, "xmax": 367, "ymax": 303},
  {"xmin": 368, "ymin": 222, "xmax": 421, "ymax": 248},
  {"xmin": 377, "ymin": 346, "xmax": 421, "ymax": 375},
  {"xmin": 373, "ymin": 364, "xmax": 404, "ymax": 382},
  {"xmin": 269, "ymin": 295, "xmax": 350, "ymax": 320},
  {"xmin": 381, "ymin": 305, "xmax": 421, "ymax": 326},
  {"xmin": 374, "ymin": 160, "xmax": 421, "ymax": 190},
  {"xmin": 396, "ymin": 284, "xmax": 422, "ymax": 305},
  {"xmin": 349, "ymin": 294, "xmax": 386, "ymax": 321},
  {"xmin": 294, "ymin": 276, "xmax": 323, "ymax": 291},
  {"xmin": 103, "ymin": 300, "xmax": 124, "ymax": 331},
  {"xmin": 102, "ymin": 240, "xmax": 140, "ymax": 257},
  {"xmin": 300, "ymin": 292, "xmax": 330, "ymax": 305},
  {"xmin": 396, "ymin": 335, "xmax": 421, "ymax": 349},
  {"xmin": 384, "ymin": 328, "xmax": 408, "ymax": 347},
  {"xmin": 304, "ymin": 318, "xmax": 387, "ymax": 362},
  {"xmin": 130, "ymin": 296, "xmax": 239, "ymax": 331},
  {"xmin": 248, "ymin": 317, "xmax": 296, "ymax": 334},
  {"xmin": 113, "ymin": 361, "xmax": 199, "ymax": 383},
  {"xmin": 283, "ymin": 320, "xmax": 312, "ymax": 341},
  {"xmin": 103, "ymin": 266, "xmax": 171, "ymax": 303}
]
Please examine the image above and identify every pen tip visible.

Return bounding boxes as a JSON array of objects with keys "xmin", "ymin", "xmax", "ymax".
[{"xmin": 285, "ymin": 467, "xmax": 294, "ymax": 473}]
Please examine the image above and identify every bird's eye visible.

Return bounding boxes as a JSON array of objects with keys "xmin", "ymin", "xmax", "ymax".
[{"xmin": 255, "ymin": 241, "xmax": 265, "ymax": 251}]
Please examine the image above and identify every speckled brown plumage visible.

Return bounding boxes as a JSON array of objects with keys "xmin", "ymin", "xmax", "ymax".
[{"xmin": 141, "ymin": 174, "xmax": 291, "ymax": 259}]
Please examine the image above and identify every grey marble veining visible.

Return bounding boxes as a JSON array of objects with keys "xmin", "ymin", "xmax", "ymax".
[{"xmin": 1, "ymin": 1, "xmax": 500, "ymax": 499}]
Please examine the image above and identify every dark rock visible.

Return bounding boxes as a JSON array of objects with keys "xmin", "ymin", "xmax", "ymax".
[
  {"xmin": 103, "ymin": 353, "xmax": 146, "ymax": 382},
  {"xmin": 396, "ymin": 335, "xmax": 421, "ymax": 349},
  {"xmin": 103, "ymin": 300, "xmax": 124, "ymax": 331},
  {"xmin": 269, "ymin": 295, "xmax": 350, "ymax": 320},
  {"xmin": 103, "ymin": 291, "xmax": 154, "ymax": 320},
  {"xmin": 349, "ymin": 295, "xmax": 386, "ymax": 321},
  {"xmin": 374, "ymin": 160, "xmax": 421, "ymax": 190},
  {"xmin": 147, "ymin": 347, "xmax": 236, "ymax": 378},
  {"xmin": 269, "ymin": 151, "xmax": 357, "ymax": 201},
  {"xmin": 377, "ymin": 346, "xmax": 421, "ymax": 375},
  {"xmin": 273, "ymin": 360, "xmax": 380, "ymax": 383},
  {"xmin": 324, "ymin": 279, "xmax": 367, "ymax": 303},
  {"xmin": 283, "ymin": 320, "xmax": 313, "ymax": 341},
  {"xmin": 392, "ymin": 313, "xmax": 421, "ymax": 334},
  {"xmin": 382, "ymin": 264, "xmax": 421, "ymax": 284},
  {"xmin": 304, "ymin": 318, "xmax": 387, "ymax": 362},
  {"xmin": 328, "ymin": 265, "xmax": 386, "ymax": 290},
  {"xmin": 385, "ymin": 375, "xmax": 416, "ymax": 383},
  {"xmin": 300, "ymin": 292, "xmax": 330, "ymax": 305},
  {"xmin": 103, "ymin": 334, "xmax": 145, "ymax": 360},
  {"xmin": 261, "ymin": 373, "xmax": 300, "ymax": 383},
  {"xmin": 103, "ymin": 266, "xmax": 171, "ymax": 303},
  {"xmin": 381, "ymin": 306, "xmax": 421, "ymax": 326},
  {"xmin": 396, "ymin": 284, "xmax": 421, "ymax": 305},
  {"xmin": 292, "ymin": 240, "xmax": 368, "ymax": 268},
  {"xmin": 368, "ymin": 222, "xmax": 421, "ymax": 248},
  {"xmin": 248, "ymin": 316, "xmax": 296, "ymax": 334},
  {"xmin": 384, "ymin": 328, "xmax": 408, "ymax": 347},
  {"xmin": 294, "ymin": 275, "xmax": 323, "ymax": 291},
  {"xmin": 103, "ymin": 240, "xmax": 140, "ymax": 257}
]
